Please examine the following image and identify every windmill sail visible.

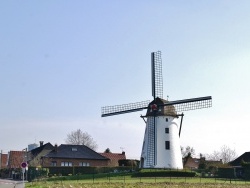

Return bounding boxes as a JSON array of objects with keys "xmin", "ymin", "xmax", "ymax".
[
  {"xmin": 162, "ymin": 96, "xmax": 212, "ymax": 113},
  {"xmin": 101, "ymin": 51, "xmax": 212, "ymax": 169},
  {"xmin": 101, "ymin": 100, "xmax": 150, "ymax": 117},
  {"xmin": 146, "ymin": 116, "xmax": 156, "ymax": 167},
  {"xmin": 152, "ymin": 51, "xmax": 163, "ymax": 99}
]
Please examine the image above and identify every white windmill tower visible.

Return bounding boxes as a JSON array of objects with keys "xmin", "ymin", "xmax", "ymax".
[{"xmin": 101, "ymin": 51, "xmax": 212, "ymax": 169}]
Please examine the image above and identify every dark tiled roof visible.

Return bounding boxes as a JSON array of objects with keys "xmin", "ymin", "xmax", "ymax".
[
  {"xmin": 44, "ymin": 144, "xmax": 108, "ymax": 160},
  {"xmin": 230, "ymin": 152, "xmax": 250, "ymax": 166},
  {"xmin": 30, "ymin": 143, "xmax": 54, "ymax": 156}
]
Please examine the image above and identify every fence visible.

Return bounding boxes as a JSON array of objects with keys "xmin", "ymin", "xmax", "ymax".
[{"xmin": 27, "ymin": 167, "xmax": 250, "ymax": 186}]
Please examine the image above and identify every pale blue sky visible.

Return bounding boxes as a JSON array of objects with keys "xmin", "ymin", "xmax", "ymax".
[{"xmin": 0, "ymin": 1, "xmax": 250, "ymax": 159}]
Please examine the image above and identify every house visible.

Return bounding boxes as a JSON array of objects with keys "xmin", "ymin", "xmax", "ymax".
[
  {"xmin": 7, "ymin": 150, "xmax": 26, "ymax": 169},
  {"xmin": 0, "ymin": 153, "xmax": 8, "ymax": 169},
  {"xmin": 183, "ymin": 154, "xmax": 223, "ymax": 170},
  {"xmin": 229, "ymin": 152, "xmax": 250, "ymax": 178},
  {"xmin": 99, "ymin": 151, "xmax": 126, "ymax": 166},
  {"xmin": 7, "ymin": 150, "xmax": 27, "ymax": 179},
  {"xmin": 183, "ymin": 155, "xmax": 200, "ymax": 169},
  {"xmin": 41, "ymin": 144, "xmax": 109, "ymax": 167},
  {"xmin": 230, "ymin": 152, "xmax": 250, "ymax": 167},
  {"xmin": 28, "ymin": 142, "xmax": 54, "ymax": 167}
]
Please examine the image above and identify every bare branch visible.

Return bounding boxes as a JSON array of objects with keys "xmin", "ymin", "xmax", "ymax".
[{"xmin": 65, "ymin": 129, "xmax": 98, "ymax": 151}]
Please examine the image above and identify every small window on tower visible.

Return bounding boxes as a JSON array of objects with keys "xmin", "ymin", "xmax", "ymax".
[
  {"xmin": 166, "ymin": 118, "xmax": 168, "ymax": 122},
  {"xmin": 165, "ymin": 128, "xmax": 169, "ymax": 134},
  {"xmin": 165, "ymin": 141, "xmax": 170, "ymax": 150}
]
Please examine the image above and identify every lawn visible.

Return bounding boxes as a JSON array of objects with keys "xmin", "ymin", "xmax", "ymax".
[
  {"xmin": 25, "ymin": 182, "xmax": 250, "ymax": 188},
  {"xmin": 25, "ymin": 175, "xmax": 250, "ymax": 188}
]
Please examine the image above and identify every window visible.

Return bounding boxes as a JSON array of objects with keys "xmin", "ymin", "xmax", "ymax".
[
  {"xmin": 79, "ymin": 162, "xmax": 90, "ymax": 166},
  {"xmin": 165, "ymin": 141, "xmax": 170, "ymax": 150},
  {"xmin": 51, "ymin": 161, "xmax": 57, "ymax": 166},
  {"xmin": 61, "ymin": 162, "xmax": 73, "ymax": 166},
  {"xmin": 72, "ymin": 147, "xmax": 77, "ymax": 151},
  {"xmin": 166, "ymin": 118, "xmax": 168, "ymax": 122},
  {"xmin": 165, "ymin": 128, "xmax": 169, "ymax": 134}
]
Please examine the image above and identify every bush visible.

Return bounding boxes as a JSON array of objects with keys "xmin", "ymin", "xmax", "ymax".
[
  {"xmin": 27, "ymin": 167, "xmax": 48, "ymax": 181},
  {"xmin": 132, "ymin": 169, "xmax": 196, "ymax": 177}
]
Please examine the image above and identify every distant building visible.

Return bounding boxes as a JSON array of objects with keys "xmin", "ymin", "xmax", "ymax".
[
  {"xmin": 183, "ymin": 154, "xmax": 223, "ymax": 169},
  {"xmin": 28, "ymin": 143, "xmax": 39, "ymax": 151},
  {"xmin": 99, "ymin": 151, "xmax": 126, "ymax": 166},
  {"xmin": 27, "ymin": 142, "xmax": 54, "ymax": 167},
  {"xmin": 0, "ymin": 152, "xmax": 8, "ymax": 169},
  {"xmin": 7, "ymin": 150, "xmax": 26, "ymax": 169},
  {"xmin": 41, "ymin": 144, "xmax": 109, "ymax": 167},
  {"xmin": 230, "ymin": 152, "xmax": 250, "ymax": 167}
]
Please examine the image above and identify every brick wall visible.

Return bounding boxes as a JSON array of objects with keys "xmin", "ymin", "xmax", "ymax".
[{"xmin": 42, "ymin": 157, "xmax": 109, "ymax": 167}]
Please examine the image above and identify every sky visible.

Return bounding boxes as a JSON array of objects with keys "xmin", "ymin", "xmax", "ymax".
[{"xmin": 0, "ymin": 1, "xmax": 250, "ymax": 159}]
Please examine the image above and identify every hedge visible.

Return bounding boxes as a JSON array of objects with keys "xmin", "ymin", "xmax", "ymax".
[
  {"xmin": 217, "ymin": 168, "xmax": 235, "ymax": 178},
  {"xmin": 132, "ymin": 170, "xmax": 196, "ymax": 177},
  {"xmin": 47, "ymin": 166, "xmax": 135, "ymax": 176}
]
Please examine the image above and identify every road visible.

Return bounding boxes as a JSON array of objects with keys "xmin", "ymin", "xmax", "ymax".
[{"xmin": 0, "ymin": 179, "xmax": 25, "ymax": 188}]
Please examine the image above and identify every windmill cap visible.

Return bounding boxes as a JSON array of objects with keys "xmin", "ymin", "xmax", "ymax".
[{"xmin": 146, "ymin": 97, "xmax": 177, "ymax": 117}]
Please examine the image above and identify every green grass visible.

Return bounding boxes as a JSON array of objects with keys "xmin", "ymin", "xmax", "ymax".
[
  {"xmin": 25, "ymin": 182, "xmax": 250, "ymax": 188},
  {"xmin": 26, "ymin": 173, "xmax": 250, "ymax": 188}
]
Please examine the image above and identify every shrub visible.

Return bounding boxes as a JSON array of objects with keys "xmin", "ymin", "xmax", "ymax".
[{"xmin": 132, "ymin": 169, "xmax": 196, "ymax": 177}]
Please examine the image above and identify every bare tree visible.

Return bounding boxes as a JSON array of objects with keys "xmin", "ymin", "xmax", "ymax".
[
  {"xmin": 65, "ymin": 129, "xmax": 98, "ymax": 151},
  {"xmin": 220, "ymin": 145, "xmax": 237, "ymax": 163},
  {"xmin": 206, "ymin": 145, "xmax": 237, "ymax": 164},
  {"xmin": 181, "ymin": 146, "xmax": 195, "ymax": 158}
]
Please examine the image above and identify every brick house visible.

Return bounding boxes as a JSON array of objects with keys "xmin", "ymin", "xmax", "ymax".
[
  {"xmin": 0, "ymin": 153, "xmax": 8, "ymax": 169},
  {"xmin": 28, "ymin": 142, "xmax": 54, "ymax": 167},
  {"xmin": 41, "ymin": 144, "xmax": 109, "ymax": 167},
  {"xmin": 183, "ymin": 155, "xmax": 200, "ymax": 169},
  {"xmin": 183, "ymin": 155, "xmax": 223, "ymax": 169},
  {"xmin": 7, "ymin": 151, "xmax": 26, "ymax": 169},
  {"xmin": 99, "ymin": 151, "xmax": 126, "ymax": 166},
  {"xmin": 6, "ymin": 150, "xmax": 27, "ymax": 179}
]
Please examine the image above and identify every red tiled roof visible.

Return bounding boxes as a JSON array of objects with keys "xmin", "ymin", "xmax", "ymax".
[
  {"xmin": 8, "ymin": 151, "xmax": 26, "ymax": 169},
  {"xmin": 99, "ymin": 152, "xmax": 126, "ymax": 161},
  {"xmin": 1, "ymin": 154, "xmax": 8, "ymax": 168},
  {"xmin": 183, "ymin": 156, "xmax": 200, "ymax": 169}
]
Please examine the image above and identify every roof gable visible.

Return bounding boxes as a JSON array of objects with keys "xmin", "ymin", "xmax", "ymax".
[
  {"xmin": 30, "ymin": 142, "xmax": 54, "ymax": 156},
  {"xmin": 8, "ymin": 151, "xmax": 26, "ymax": 168},
  {"xmin": 183, "ymin": 156, "xmax": 200, "ymax": 168},
  {"xmin": 44, "ymin": 144, "xmax": 108, "ymax": 160},
  {"xmin": 230, "ymin": 152, "xmax": 250, "ymax": 166},
  {"xmin": 99, "ymin": 152, "xmax": 126, "ymax": 161}
]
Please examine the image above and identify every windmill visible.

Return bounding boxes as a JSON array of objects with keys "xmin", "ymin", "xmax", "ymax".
[{"xmin": 101, "ymin": 51, "xmax": 212, "ymax": 169}]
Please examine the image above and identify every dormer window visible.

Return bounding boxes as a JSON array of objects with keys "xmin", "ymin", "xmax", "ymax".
[{"xmin": 72, "ymin": 147, "xmax": 77, "ymax": 151}]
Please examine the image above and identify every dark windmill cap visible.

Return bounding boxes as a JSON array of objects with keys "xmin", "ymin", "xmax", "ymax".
[{"xmin": 146, "ymin": 97, "xmax": 177, "ymax": 117}]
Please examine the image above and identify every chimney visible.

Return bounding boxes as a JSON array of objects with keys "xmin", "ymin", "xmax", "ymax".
[
  {"xmin": 39, "ymin": 141, "xmax": 44, "ymax": 147},
  {"xmin": 55, "ymin": 144, "xmax": 58, "ymax": 152}
]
